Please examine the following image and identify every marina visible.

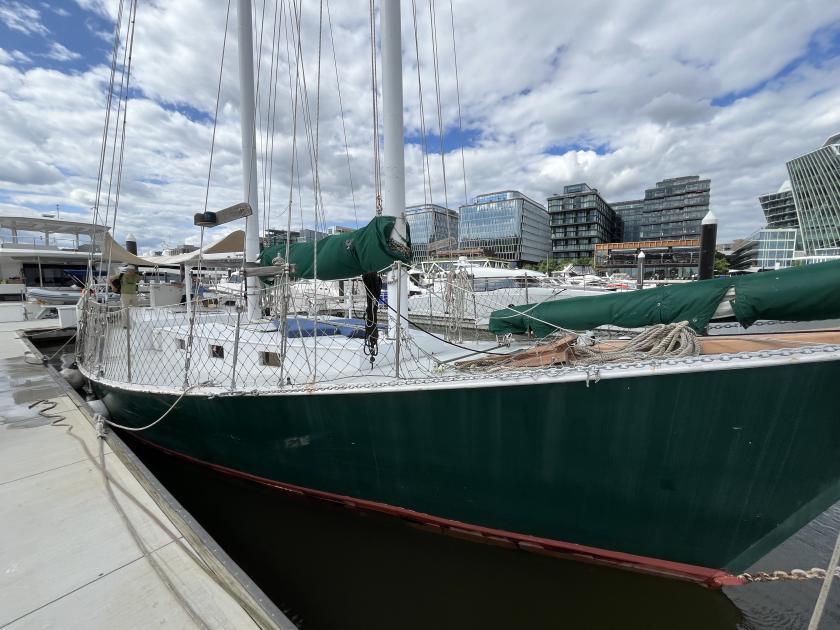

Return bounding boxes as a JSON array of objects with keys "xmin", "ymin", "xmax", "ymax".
[
  {"xmin": 2, "ymin": 318, "xmax": 840, "ymax": 628},
  {"xmin": 2, "ymin": 0, "xmax": 840, "ymax": 627}
]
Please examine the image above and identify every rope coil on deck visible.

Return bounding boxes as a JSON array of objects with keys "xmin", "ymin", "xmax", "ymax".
[
  {"xmin": 453, "ymin": 321, "xmax": 699, "ymax": 373},
  {"xmin": 572, "ymin": 321, "xmax": 698, "ymax": 366}
]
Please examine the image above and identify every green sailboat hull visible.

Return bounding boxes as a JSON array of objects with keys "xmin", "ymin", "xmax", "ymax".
[{"xmin": 93, "ymin": 357, "xmax": 840, "ymax": 582}]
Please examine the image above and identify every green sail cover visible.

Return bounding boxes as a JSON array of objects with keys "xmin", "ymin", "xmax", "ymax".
[
  {"xmin": 258, "ymin": 216, "xmax": 411, "ymax": 280},
  {"xmin": 730, "ymin": 259, "xmax": 840, "ymax": 326},
  {"xmin": 490, "ymin": 278, "xmax": 732, "ymax": 336},
  {"xmin": 489, "ymin": 259, "xmax": 840, "ymax": 336}
]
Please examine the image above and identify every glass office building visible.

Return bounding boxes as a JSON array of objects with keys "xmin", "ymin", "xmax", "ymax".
[
  {"xmin": 547, "ymin": 183, "xmax": 620, "ymax": 261},
  {"xmin": 612, "ymin": 199, "xmax": 645, "ymax": 242},
  {"xmin": 458, "ymin": 191, "xmax": 550, "ymax": 265},
  {"xmin": 786, "ymin": 133, "xmax": 840, "ymax": 255},
  {"xmin": 404, "ymin": 204, "xmax": 459, "ymax": 263},
  {"xmin": 729, "ymin": 228, "xmax": 800, "ymax": 270},
  {"xmin": 639, "ymin": 176, "xmax": 711, "ymax": 241},
  {"xmin": 757, "ymin": 229, "xmax": 799, "ymax": 269},
  {"xmin": 759, "ymin": 184, "xmax": 799, "ymax": 230}
]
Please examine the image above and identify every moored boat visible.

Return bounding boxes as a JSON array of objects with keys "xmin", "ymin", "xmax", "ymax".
[
  {"xmin": 77, "ymin": 0, "xmax": 840, "ymax": 590},
  {"xmin": 87, "ymin": 329, "xmax": 840, "ymax": 586}
]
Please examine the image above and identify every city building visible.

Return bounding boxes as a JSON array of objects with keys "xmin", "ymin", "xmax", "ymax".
[
  {"xmin": 327, "ymin": 225, "xmax": 355, "ymax": 235},
  {"xmin": 458, "ymin": 191, "xmax": 549, "ymax": 266},
  {"xmin": 759, "ymin": 183, "xmax": 799, "ymax": 230},
  {"xmin": 164, "ymin": 244, "xmax": 198, "ymax": 256},
  {"xmin": 786, "ymin": 132, "xmax": 840, "ymax": 255},
  {"xmin": 612, "ymin": 199, "xmax": 645, "ymax": 242},
  {"xmin": 263, "ymin": 227, "xmax": 327, "ymax": 247},
  {"xmin": 547, "ymin": 183, "xmax": 620, "ymax": 262},
  {"xmin": 729, "ymin": 228, "xmax": 800, "ymax": 271},
  {"xmin": 729, "ymin": 236, "xmax": 759, "ymax": 271},
  {"xmin": 404, "ymin": 203, "xmax": 459, "ymax": 263},
  {"xmin": 757, "ymin": 229, "xmax": 799, "ymax": 269},
  {"xmin": 716, "ymin": 240, "xmax": 745, "ymax": 258},
  {"xmin": 594, "ymin": 239, "xmax": 701, "ymax": 279},
  {"xmin": 639, "ymin": 176, "xmax": 711, "ymax": 241}
]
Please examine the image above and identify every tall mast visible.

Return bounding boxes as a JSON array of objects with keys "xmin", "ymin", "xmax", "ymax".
[
  {"xmin": 237, "ymin": 0, "xmax": 261, "ymax": 320},
  {"xmin": 380, "ymin": 0, "xmax": 408, "ymax": 337}
]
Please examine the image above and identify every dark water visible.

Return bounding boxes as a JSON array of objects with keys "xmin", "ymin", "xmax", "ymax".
[{"xmin": 124, "ymin": 436, "xmax": 840, "ymax": 630}]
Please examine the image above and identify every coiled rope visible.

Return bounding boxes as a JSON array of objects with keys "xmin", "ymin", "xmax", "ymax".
[{"xmin": 573, "ymin": 321, "xmax": 698, "ymax": 366}]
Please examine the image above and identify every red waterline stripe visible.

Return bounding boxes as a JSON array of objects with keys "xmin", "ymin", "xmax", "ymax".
[{"xmin": 127, "ymin": 433, "xmax": 743, "ymax": 589}]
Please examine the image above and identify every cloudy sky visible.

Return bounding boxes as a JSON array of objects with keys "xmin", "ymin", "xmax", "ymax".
[{"xmin": 0, "ymin": 0, "xmax": 839, "ymax": 252}]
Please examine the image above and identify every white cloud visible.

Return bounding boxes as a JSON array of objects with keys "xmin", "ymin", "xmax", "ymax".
[
  {"xmin": 0, "ymin": 0, "xmax": 839, "ymax": 251},
  {"xmin": 45, "ymin": 42, "xmax": 81, "ymax": 62},
  {"xmin": 0, "ymin": 47, "xmax": 32, "ymax": 64},
  {"xmin": 46, "ymin": 4, "xmax": 70, "ymax": 18},
  {"xmin": 0, "ymin": 0, "xmax": 49, "ymax": 36}
]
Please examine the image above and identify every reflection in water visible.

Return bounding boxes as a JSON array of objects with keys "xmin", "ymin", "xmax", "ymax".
[
  {"xmin": 727, "ymin": 503, "xmax": 840, "ymax": 629},
  {"xmin": 127, "ymin": 437, "xmax": 747, "ymax": 629}
]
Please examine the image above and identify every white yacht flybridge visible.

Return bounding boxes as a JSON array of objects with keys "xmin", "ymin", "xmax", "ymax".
[
  {"xmin": 0, "ymin": 216, "xmax": 112, "ymax": 319},
  {"xmin": 0, "ymin": 216, "xmax": 107, "ymax": 287}
]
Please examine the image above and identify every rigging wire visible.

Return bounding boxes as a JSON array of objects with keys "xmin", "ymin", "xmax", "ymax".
[
  {"xmin": 188, "ymin": 0, "xmax": 232, "ymax": 367},
  {"xmin": 89, "ymin": 0, "xmax": 127, "ymax": 278},
  {"xmin": 260, "ymin": 0, "xmax": 280, "ymax": 238},
  {"xmin": 369, "ymin": 0, "xmax": 382, "ymax": 213},
  {"xmin": 312, "ymin": 0, "xmax": 325, "ymax": 381},
  {"xmin": 201, "ymin": 0, "xmax": 233, "ymax": 223},
  {"xmin": 325, "ymin": 0, "xmax": 359, "ymax": 228},
  {"xmin": 286, "ymin": 0, "xmax": 327, "ymax": 235},
  {"xmin": 95, "ymin": 0, "xmax": 133, "ymax": 284},
  {"xmin": 104, "ymin": 0, "xmax": 139, "ymax": 278},
  {"xmin": 448, "ymin": 0, "xmax": 468, "ymax": 205},
  {"xmin": 253, "ymin": 0, "xmax": 268, "ymax": 213},
  {"xmin": 283, "ymin": 0, "xmax": 301, "ymax": 254},
  {"xmin": 410, "ymin": 0, "xmax": 433, "ymax": 206},
  {"xmin": 265, "ymin": 0, "xmax": 285, "ymax": 237},
  {"xmin": 428, "ymin": 0, "xmax": 452, "ymax": 245}
]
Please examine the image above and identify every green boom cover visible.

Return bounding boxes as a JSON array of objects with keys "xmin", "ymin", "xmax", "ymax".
[
  {"xmin": 259, "ymin": 216, "xmax": 411, "ymax": 281},
  {"xmin": 489, "ymin": 260, "xmax": 840, "ymax": 336}
]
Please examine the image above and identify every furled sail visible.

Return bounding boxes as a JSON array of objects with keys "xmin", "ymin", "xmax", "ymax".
[
  {"xmin": 258, "ymin": 216, "xmax": 411, "ymax": 281},
  {"xmin": 489, "ymin": 260, "xmax": 840, "ymax": 336}
]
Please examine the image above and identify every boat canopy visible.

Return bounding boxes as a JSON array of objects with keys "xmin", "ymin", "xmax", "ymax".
[
  {"xmin": 489, "ymin": 260, "xmax": 840, "ymax": 336},
  {"xmin": 101, "ymin": 230, "xmax": 245, "ymax": 267},
  {"xmin": 259, "ymin": 216, "xmax": 411, "ymax": 281}
]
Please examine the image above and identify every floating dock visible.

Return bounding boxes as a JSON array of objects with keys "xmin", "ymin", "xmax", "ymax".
[{"xmin": 0, "ymin": 319, "xmax": 294, "ymax": 629}]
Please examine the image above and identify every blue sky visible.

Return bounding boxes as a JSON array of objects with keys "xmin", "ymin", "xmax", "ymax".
[
  {"xmin": 0, "ymin": 0, "xmax": 839, "ymax": 251},
  {"xmin": 0, "ymin": 2, "xmax": 110, "ymax": 72}
]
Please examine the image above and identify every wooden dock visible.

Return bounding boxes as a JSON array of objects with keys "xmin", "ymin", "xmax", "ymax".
[{"xmin": 0, "ymin": 319, "xmax": 295, "ymax": 629}]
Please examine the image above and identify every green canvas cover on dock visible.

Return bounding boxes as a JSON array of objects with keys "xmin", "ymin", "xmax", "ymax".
[
  {"xmin": 258, "ymin": 216, "xmax": 411, "ymax": 281},
  {"xmin": 489, "ymin": 260, "xmax": 840, "ymax": 336}
]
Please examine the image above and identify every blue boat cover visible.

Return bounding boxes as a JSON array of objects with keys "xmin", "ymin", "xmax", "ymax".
[{"xmin": 263, "ymin": 317, "xmax": 384, "ymax": 338}]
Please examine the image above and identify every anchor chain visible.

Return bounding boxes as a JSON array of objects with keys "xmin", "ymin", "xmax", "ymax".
[{"xmin": 737, "ymin": 568, "xmax": 840, "ymax": 583}]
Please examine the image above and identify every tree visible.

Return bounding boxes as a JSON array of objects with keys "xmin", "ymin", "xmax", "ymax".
[
  {"xmin": 532, "ymin": 259, "xmax": 562, "ymax": 274},
  {"xmin": 714, "ymin": 251, "xmax": 730, "ymax": 275}
]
